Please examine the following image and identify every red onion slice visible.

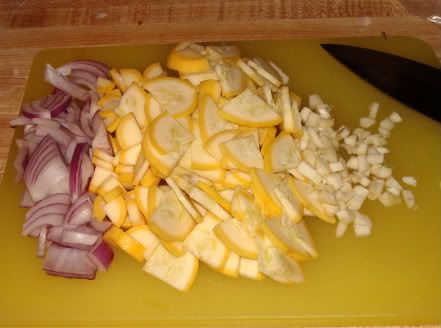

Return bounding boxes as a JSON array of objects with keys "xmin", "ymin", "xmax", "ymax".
[
  {"xmin": 65, "ymin": 193, "xmax": 93, "ymax": 225},
  {"xmin": 24, "ymin": 137, "xmax": 69, "ymax": 203},
  {"xmin": 31, "ymin": 118, "xmax": 61, "ymax": 129},
  {"xmin": 22, "ymin": 103, "xmax": 51, "ymax": 119},
  {"xmin": 88, "ymin": 240, "xmax": 114, "ymax": 272},
  {"xmin": 37, "ymin": 225, "xmax": 48, "ymax": 257},
  {"xmin": 14, "ymin": 139, "xmax": 28, "ymax": 182},
  {"xmin": 80, "ymin": 155, "xmax": 94, "ymax": 194},
  {"xmin": 80, "ymin": 104, "xmax": 95, "ymax": 138},
  {"xmin": 25, "ymin": 193, "xmax": 70, "ymax": 218},
  {"xmin": 70, "ymin": 69, "xmax": 97, "ymax": 91},
  {"xmin": 69, "ymin": 143, "xmax": 89, "ymax": 200},
  {"xmin": 44, "ymin": 64, "xmax": 89, "ymax": 101},
  {"xmin": 22, "ymin": 214, "xmax": 65, "ymax": 236},
  {"xmin": 91, "ymin": 120, "xmax": 111, "ymax": 153},
  {"xmin": 35, "ymin": 125, "xmax": 72, "ymax": 148},
  {"xmin": 20, "ymin": 191, "xmax": 35, "ymax": 208},
  {"xmin": 10, "ymin": 116, "xmax": 33, "ymax": 126},
  {"xmin": 89, "ymin": 218, "xmax": 112, "ymax": 232},
  {"xmin": 62, "ymin": 230, "xmax": 99, "ymax": 246},
  {"xmin": 56, "ymin": 60, "xmax": 110, "ymax": 79},
  {"xmin": 43, "ymin": 244, "xmax": 97, "ymax": 279}
]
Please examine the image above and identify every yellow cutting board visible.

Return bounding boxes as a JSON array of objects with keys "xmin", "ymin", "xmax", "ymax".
[{"xmin": 0, "ymin": 37, "xmax": 440, "ymax": 327}]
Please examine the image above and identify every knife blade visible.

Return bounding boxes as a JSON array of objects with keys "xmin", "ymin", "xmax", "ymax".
[{"xmin": 321, "ymin": 44, "xmax": 441, "ymax": 122}]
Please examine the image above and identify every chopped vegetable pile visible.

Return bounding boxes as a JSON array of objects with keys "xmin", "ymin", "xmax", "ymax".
[{"xmin": 11, "ymin": 41, "xmax": 417, "ymax": 291}]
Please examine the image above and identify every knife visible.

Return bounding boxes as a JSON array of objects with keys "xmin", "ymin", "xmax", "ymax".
[{"xmin": 321, "ymin": 44, "xmax": 441, "ymax": 123}]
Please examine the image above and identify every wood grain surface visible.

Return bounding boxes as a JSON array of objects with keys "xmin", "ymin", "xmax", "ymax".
[
  {"xmin": 0, "ymin": 1, "xmax": 440, "ymax": 327},
  {"xmin": 0, "ymin": 0, "xmax": 440, "ymax": 181}
]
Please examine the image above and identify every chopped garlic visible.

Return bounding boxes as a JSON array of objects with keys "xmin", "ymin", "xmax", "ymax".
[
  {"xmin": 380, "ymin": 118, "xmax": 395, "ymax": 130},
  {"xmin": 298, "ymin": 161, "xmax": 321, "ymax": 184},
  {"xmin": 347, "ymin": 194, "xmax": 367, "ymax": 210},
  {"xmin": 389, "ymin": 111, "xmax": 402, "ymax": 123},
  {"xmin": 302, "ymin": 149, "xmax": 316, "ymax": 167},
  {"xmin": 305, "ymin": 111, "xmax": 321, "ymax": 127},
  {"xmin": 344, "ymin": 135, "xmax": 357, "ymax": 146},
  {"xmin": 379, "ymin": 191, "xmax": 401, "ymax": 207},
  {"xmin": 356, "ymin": 142, "xmax": 368, "ymax": 155},
  {"xmin": 336, "ymin": 209, "xmax": 355, "ymax": 224},
  {"xmin": 329, "ymin": 161, "xmax": 345, "ymax": 173},
  {"xmin": 360, "ymin": 176, "xmax": 370, "ymax": 187},
  {"xmin": 368, "ymin": 102, "xmax": 379, "ymax": 119},
  {"xmin": 353, "ymin": 185, "xmax": 369, "ymax": 197},
  {"xmin": 402, "ymin": 190, "xmax": 415, "ymax": 208},
  {"xmin": 376, "ymin": 147, "xmax": 390, "ymax": 154},
  {"xmin": 378, "ymin": 127, "xmax": 391, "ymax": 138},
  {"xmin": 336, "ymin": 222, "xmax": 348, "ymax": 238},
  {"xmin": 323, "ymin": 203, "xmax": 339, "ymax": 216},
  {"xmin": 353, "ymin": 212, "xmax": 372, "ymax": 237},
  {"xmin": 358, "ymin": 155, "xmax": 368, "ymax": 172},
  {"xmin": 299, "ymin": 132, "xmax": 309, "ymax": 150},
  {"xmin": 326, "ymin": 173, "xmax": 343, "ymax": 189},
  {"xmin": 308, "ymin": 94, "xmax": 324, "ymax": 109},
  {"xmin": 359, "ymin": 116, "xmax": 375, "ymax": 128},
  {"xmin": 316, "ymin": 104, "xmax": 331, "ymax": 119},
  {"xmin": 386, "ymin": 176, "xmax": 402, "ymax": 190},
  {"xmin": 338, "ymin": 126, "xmax": 350, "ymax": 139},
  {"xmin": 346, "ymin": 156, "xmax": 358, "ymax": 170},
  {"xmin": 307, "ymin": 127, "xmax": 323, "ymax": 148},
  {"xmin": 368, "ymin": 179, "xmax": 385, "ymax": 200},
  {"xmin": 300, "ymin": 107, "xmax": 312, "ymax": 123},
  {"xmin": 402, "ymin": 176, "xmax": 417, "ymax": 187},
  {"xmin": 387, "ymin": 187, "xmax": 401, "ymax": 196},
  {"xmin": 371, "ymin": 165, "xmax": 392, "ymax": 179},
  {"xmin": 367, "ymin": 153, "xmax": 384, "ymax": 165}
]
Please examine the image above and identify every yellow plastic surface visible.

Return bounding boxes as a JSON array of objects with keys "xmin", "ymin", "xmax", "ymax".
[{"xmin": 0, "ymin": 37, "xmax": 440, "ymax": 327}]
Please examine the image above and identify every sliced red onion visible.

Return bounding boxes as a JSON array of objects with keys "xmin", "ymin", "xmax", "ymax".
[
  {"xmin": 69, "ymin": 143, "xmax": 89, "ymax": 200},
  {"xmin": 35, "ymin": 124, "xmax": 72, "ymax": 148},
  {"xmin": 23, "ymin": 124, "xmax": 37, "ymax": 135},
  {"xmin": 25, "ymin": 193, "xmax": 71, "ymax": 218},
  {"xmin": 56, "ymin": 60, "xmax": 110, "ymax": 79},
  {"xmin": 91, "ymin": 120, "xmax": 111, "ymax": 153},
  {"xmin": 47, "ymin": 225, "xmax": 100, "ymax": 250},
  {"xmin": 14, "ymin": 139, "xmax": 28, "ymax": 182},
  {"xmin": 88, "ymin": 239, "xmax": 114, "ymax": 272},
  {"xmin": 44, "ymin": 64, "xmax": 89, "ymax": 101},
  {"xmin": 38, "ymin": 94, "xmax": 71, "ymax": 117},
  {"xmin": 62, "ymin": 122, "xmax": 87, "ymax": 138},
  {"xmin": 80, "ymin": 155, "xmax": 94, "ymax": 194},
  {"xmin": 43, "ymin": 244, "xmax": 97, "ymax": 279},
  {"xmin": 10, "ymin": 116, "xmax": 32, "ymax": 126},
  {"xmin": 64, "ymin": 139, "xmax": 78, "ymax": 163},
  {"xmin": 65, "ymin": 105, "xmax": 80, "ymax": 123},
  {"xmin": 23, "ymin": 137, "xmax": 69, "ymax": 202},
  {"xmin": 25, "ymin": 203, "xmax": 69, "ymax": 223},
  {"xmin": 37, "ymin": 225, "xmax": 48, "ymax": 257},
  {"xmin": 80, "ymin": 104, "xmax": 95, "ymax": 138},
  {"xmin": 31, "ymin": 118, "xmax": 61, "ymax": 129},
  {"xmin": 51, "ymin": 88, "xmax": 67, "ymax": 96},
  {"xmin": 62, "ymin": 230, "xmax": 99, "ymax": 246},
  {"xmin": 89, "ymin": 91, "xmax": 101, "ymax": 118},
  {"xmin": 24, "ymin": 137, "xmax": 57, "ymax": 184},
  {"xmin": 22, "ymin": 103, "xmax": 51, "ymax": 119},
  {"xmin": 22, "ymin": 214, "xmax": 65, "ymax": 236},
  {"xmin": 65, "ymin": 193, "xmax": 92, "ymax": 225},
  {"xmin": 20, "ymin": 191, "xmax": 35, "ymax": 208},
  {"xmin": 70, "ymin": 69, "xmax": 97, "ymax": 91},
  {"xmin": 89, "ymin": 218, "xmax": 112, "ymax": 232}
]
